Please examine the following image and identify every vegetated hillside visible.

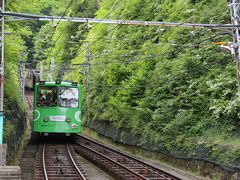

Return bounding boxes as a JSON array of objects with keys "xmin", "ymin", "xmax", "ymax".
[
  {"xmin": 4, "ymin": 0, "xmax": 96, "ymax": 157},
  {"xmin": 33, "ymin": 0, "xmax": 98, "ymax": 80},
  {"xmin": 6, "ymin": 0, "xmax": 239, "ymax": 168},
  {"xmin": 3, "ymin": 0, "xmax": 42, "ymax": 152},
  {"xmin": 70, "ymin": 0, "xmax": 240, "ymax": 167}
]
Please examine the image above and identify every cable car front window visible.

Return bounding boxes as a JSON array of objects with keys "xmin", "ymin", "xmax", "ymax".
[
  {"xmin": 58, "ymin": 87, "xmax": 79, "ymax": 108},
  {"xmin": 37, "ymin": 86, "xmax": 57, "ymax": 107}
]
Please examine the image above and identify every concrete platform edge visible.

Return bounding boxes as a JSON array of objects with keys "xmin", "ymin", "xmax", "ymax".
[{"xmin": 0, "ymin": 144, "xmax": 6, "ymax": 166}]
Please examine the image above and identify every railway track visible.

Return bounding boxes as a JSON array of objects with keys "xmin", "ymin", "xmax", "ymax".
[
  {"xmin": 74, "ymin": 134, "xmax": 181, "ymax": 180},
  {"xmin": 24, "ymin": 89, "xmax": 181, "ymax": 179},
  {"xmin": 34, "ymin": 143, "xmax": 87, "ymax": 180},
  {"xmin": 25, "ymin": 89, "xmax": 34, "ymax": 111}
]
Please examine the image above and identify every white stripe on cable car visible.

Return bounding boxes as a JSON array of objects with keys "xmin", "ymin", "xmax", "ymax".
[
  {"xmin": 75, "ymin": 111, "xmax": 81, "ymax": 122},
  {"xmin": 34, "ymin": 110, "xmax": 40, "ymax": 121}
]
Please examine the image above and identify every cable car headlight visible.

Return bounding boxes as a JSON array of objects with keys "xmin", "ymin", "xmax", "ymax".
[
  {"xmin": 39, "ymin": 81, "xmax": 45, "ymax": 84},
  {"xmin": 71, "ymin": 81, "xmax": 78, "ymax": 86},
  {"xmin": 66, "ymin": 118, "xmax": 71, "ymax": 123},
  {"xmin": 43, "ymin": 117, "xmax": 49, "ymax": 122}
]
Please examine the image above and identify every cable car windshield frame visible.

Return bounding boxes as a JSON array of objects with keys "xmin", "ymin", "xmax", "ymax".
[
  {"xmin": 58, "ymin": 87, "xmax": 79, "ymax": 108},
  {"xmin": 36, "ymin": 86, "xmax": 79, "ymax": 108},
  {"xmin": 37, "ymin": 86, "xmax": 58, "ymax": 107}
]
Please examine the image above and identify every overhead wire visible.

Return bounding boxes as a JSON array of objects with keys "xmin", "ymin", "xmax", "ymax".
[
  {"xmin": 49, "ymin": 0, "xmax": 127, "ymax": 73},
  {"xmin": 77, "ymin": 0, "xmax": 210, "ymax": 67},
  {"xmin": 47, "ymin": 0, "xmax": 77, "ymax": 56},
  {"xmin": 4, "ymin": 11, "xmax": 239, "ymax": 29},
  {"xmin": 75, "ymin": 0, "xmax": 154, "ymax": 58},
  {"xmin": 98, "ymin": 30, "xmax": 230, "ymax": 64},
  {"xmin": 67, "ymin": 31, "xmax": 233, "ymax": 95},
  {"xmin": 69, "ymin": 0, "xmax": 156, "ymax": 89},
  {"xmin": 13, "ymin": 0, "xmax": 231, "ymax": 69},
  {"xmin": 26, "ymin": 0, "xmax": 232, "ymax": 85},
  {"xmin": 88, "ymin": 49, "xmax": 232, "ymax": 96},
  {"xmin": 75, "ymin": 19, "xmax": 125, "ymax": 58},
  {"xmin": 27, "ymin": 0, "xmax": 76, "ymax": 79},
  {"xmin": 45, "ymin": 0, "xmax": 87, "ymax": 80},
  {"xmin": 35, "ymin": 0, "xmax": 81, "ymax": 76},
  {"xmin": 60, "ymin": 0, "xmax": 133, "ymax": 82},
  {"xmin": 23, "ymin": 30, "xmax": 230, "ymax": 74},
  {"xmin": 70, "ymin": 32, "xmax": 231, "ymax": 66},
  {"xmin": 88, "ymin": 0, "xmax": 127, "ymax": 30},
  {"xmin": 48, "ymin": 0, "xmax": 126, "ymax": 78}
]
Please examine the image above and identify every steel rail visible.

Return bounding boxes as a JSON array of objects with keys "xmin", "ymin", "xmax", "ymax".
[
  {"xmin": 77, "ymin": 141, "xmax": 148, "ymax": 179},
  {"xmin": 42, "ymin": 143, "xmax": 48, "ymax": 180},
  {"xmin": 75, "ymin": 134, "xmax": 180, "ymax": 179},
  {"xmin": 2, "ymin": 11, "xmax": 240, "ymax": 29},
  {"xmin": 66, "ymin": 144, "xmax": 86, "ymax": 180}
]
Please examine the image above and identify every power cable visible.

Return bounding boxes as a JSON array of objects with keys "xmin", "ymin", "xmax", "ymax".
[
  {"xmin": 48, "ymin": 0, "xmax": 126, "ymax": 65},
  {"xmin": 4, "ymin": 11, "xmax": 239, "ymax": 29},
  {"xmin": 47, "ymin": 0, "xmax": 76, "ymax": 56},
  {"xmin": 27, "ymin": 0, "xmax": 76, "ymax": 80},
  {"xmin": 75, "ymin": 0, "xmax": 154, "ymax": 58},
  {"xmin": 70, "ymin": 32, "xmax": 231, "ymax": 66},
  {"xmin": 41, "ymin": 0, "xmax": 83, "ymax": 80},
  {"xmin": 89, "ymin": 0, "xmax": 127, "ymax": 30}
]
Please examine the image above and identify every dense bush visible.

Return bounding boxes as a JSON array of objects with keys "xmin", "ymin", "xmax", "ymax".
[
  {"xmin": 71, "ymin": 0, "xmax": 240, "ymax": 166},
  {"xmin": 6, "ymin": 0, "xmax": 240, "ymax": 166}
]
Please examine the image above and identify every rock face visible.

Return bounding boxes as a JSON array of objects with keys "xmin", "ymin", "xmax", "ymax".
[{"xmin": 0, "ymin": 166, "xmax": 21, "ymax": 180}]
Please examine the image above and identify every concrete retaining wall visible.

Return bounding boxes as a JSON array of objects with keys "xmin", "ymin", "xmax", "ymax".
[{"xmin": 85, "ymin": 120, "xmax": 240, "ymax": 179}]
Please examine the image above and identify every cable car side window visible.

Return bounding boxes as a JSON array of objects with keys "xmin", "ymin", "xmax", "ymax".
[
  {"xmin": 37, "ymin": 86, "xmax": 57, "ymax": 107},
  {"xmin": 59, "ymin": 87, "xmax": 79, "ymax": 108}
]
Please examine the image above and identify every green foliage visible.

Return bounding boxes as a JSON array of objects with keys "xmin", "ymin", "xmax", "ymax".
[
  {"xmin": 69, "ymin": 0, "xmax": 240, "ymax": 166},
  {"xmin": 7, "ymin": 0, "xmax": 240, "ymax": 167},
  {"xmin": 32, "ymin": 0, "xmax": 98, "ymax": 80},
  {"xmin": 3, "ymin": 121, "xmax": 15, "ymax": 140}
]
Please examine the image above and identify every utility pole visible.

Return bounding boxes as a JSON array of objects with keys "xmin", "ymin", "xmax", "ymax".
[
  {"xmin": 230, "ymin": 0, "xmax": 240, "ymax": 98},
  {"xmin": 85, "ymin": 42, "xmax": 91, "ymax": 122},
  {"xmin": 19, "ymin": 52, "xmax": 25, "ymax": 98},
  {"xmin": 50, "ymin": 58, "xmax": 55, "ymax": 81},
  {"xmin": 0, "ymin": 0, "xmax": 5, "ymax": 143},
  {"xmin": 0, "ymin": 0, "xmax": 6, "ymax": 165},
  {"xmin": 40, "ymin": 61, "xmax": 43, "ymax": 81},
  {"xmin": 19, "ymin": 61, "xmax": 25, "ymax": 99}
]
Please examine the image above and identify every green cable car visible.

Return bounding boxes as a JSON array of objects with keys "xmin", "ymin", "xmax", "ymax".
[{"xmin": 33, "ymin": 80, "xmax": 82, "ymax": 136}]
